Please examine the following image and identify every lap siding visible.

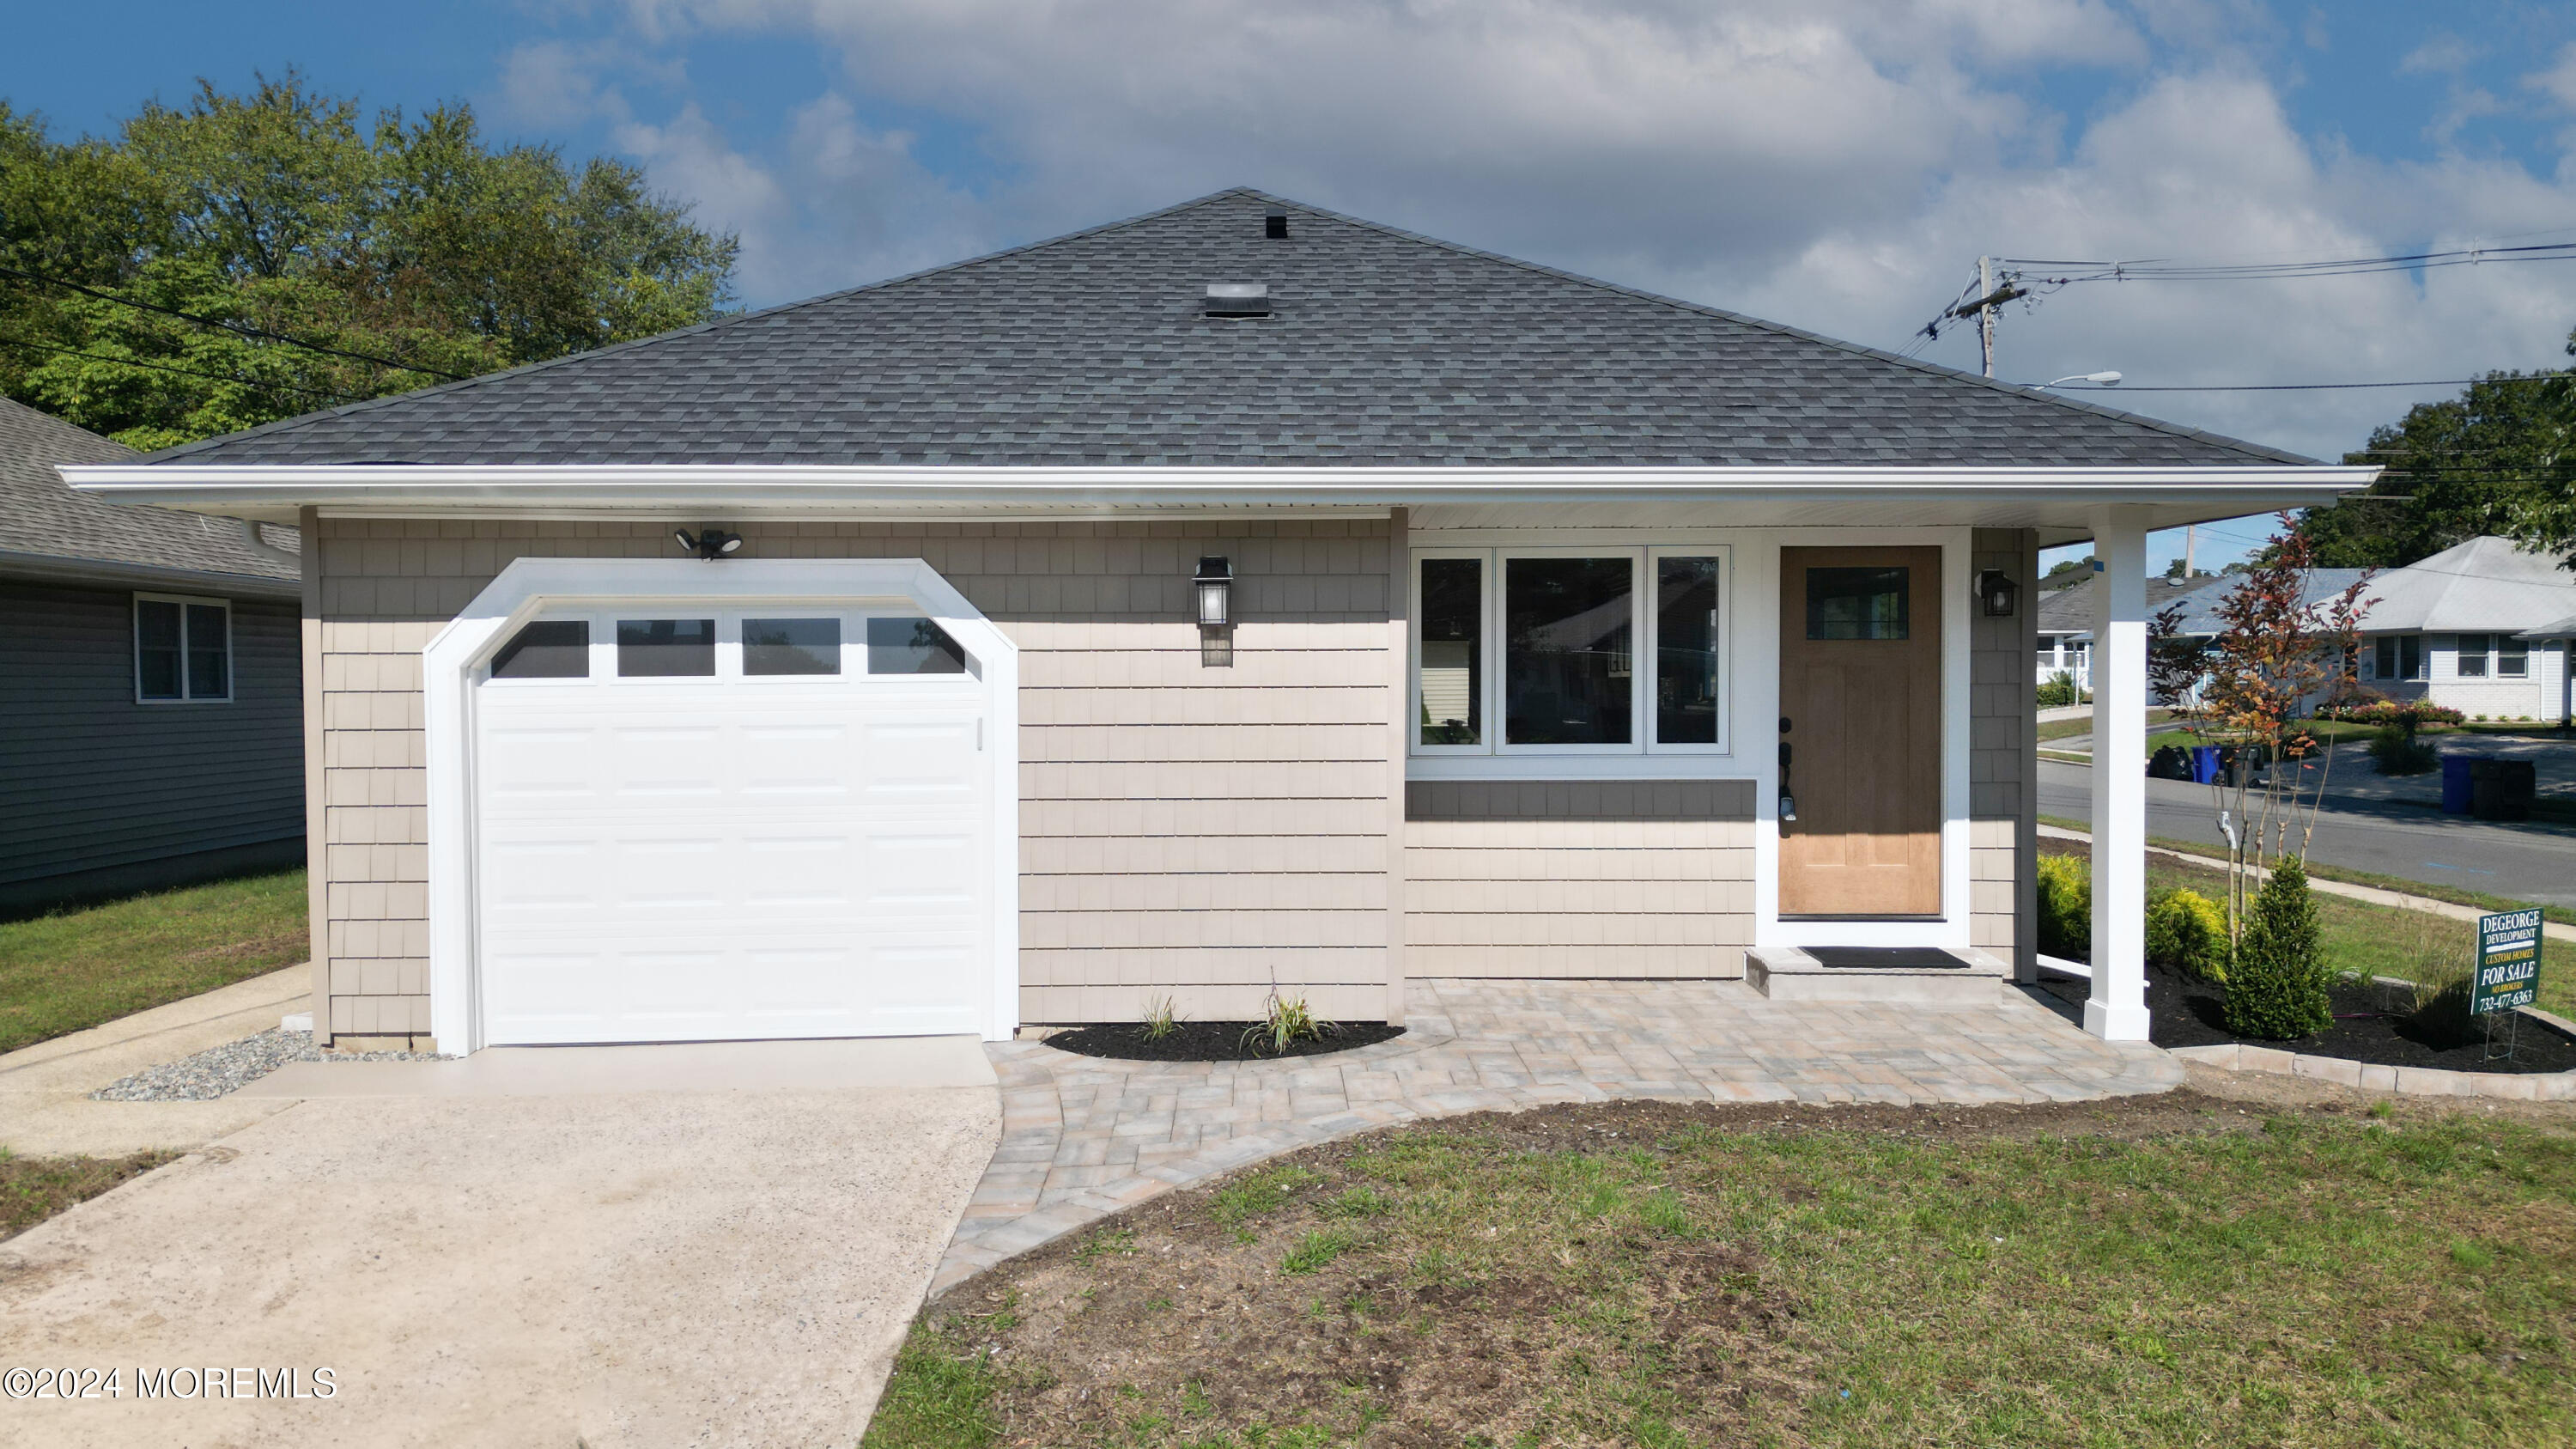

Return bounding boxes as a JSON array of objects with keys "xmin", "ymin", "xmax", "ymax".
[{"xmin": 312, "ymin": 518, "xmax": 1398, "ymax": 1038}]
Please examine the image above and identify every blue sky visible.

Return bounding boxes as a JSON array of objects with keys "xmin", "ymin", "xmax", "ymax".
[{"xmin": 14, "ymin": 1, "xmax": 2576, "ymax": 574}]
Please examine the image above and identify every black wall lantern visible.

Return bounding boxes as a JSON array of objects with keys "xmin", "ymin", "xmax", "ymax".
[
  {"xmin": 1976, "ymin": 569, "xmax": 2020, "ymax": 618},
  {"xmin": 1194, "ymin": 557, "xmax": 1233, "ymax": 628},
  {"xmin": 674, "ymin": 527, "xmax": 744, "ymax": 561}
]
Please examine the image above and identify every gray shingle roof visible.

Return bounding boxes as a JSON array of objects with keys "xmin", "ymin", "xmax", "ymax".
[
  {"xmin": 143, "ymin": 189, "xmax": 2316, "ymax": 470},
  {"xmin": 1, "ymin": 398, "xmax": 298, "ymax": 584},
  {"xmin": 2036, "ymin": 574, "xmax": 2219, "ymax": 636}
]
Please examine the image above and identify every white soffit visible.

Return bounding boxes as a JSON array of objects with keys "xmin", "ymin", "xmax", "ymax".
[{"xmin": 60, "ymin": 462, "xmax": 2378, "ymax": 534}]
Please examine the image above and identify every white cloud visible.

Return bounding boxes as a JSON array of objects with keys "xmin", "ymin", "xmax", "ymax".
[{"xmin": 511, "ymin": 0, "xmax": 2576, "ymax": 462}]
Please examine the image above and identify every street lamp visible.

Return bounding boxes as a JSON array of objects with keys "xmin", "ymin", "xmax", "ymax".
[{"xmin": 2035, "ymin": 371, "xmax": 2123, "ymax": 391}]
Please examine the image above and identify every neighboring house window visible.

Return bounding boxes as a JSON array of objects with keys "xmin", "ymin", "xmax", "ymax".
[
  {"xmin": 2498, "ymin": 636, "xmax": 2529, "ymax": 678},
  {"xmin": 2457, "ymin": 633, "xmax": 2491, "ymax": 679},
  {"xmin": 133, "ymin": 594, "xmax": 231, "ymax": 703},
  {"xmin": 1411, "ymin": 548, "xmax": 1728, "ymax": 754},
  {"xmin": 2372, "ymin": 634, "xmax": 2424, "ymax": 681}
]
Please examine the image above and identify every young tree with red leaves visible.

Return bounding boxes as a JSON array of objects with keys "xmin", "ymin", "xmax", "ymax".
[{"xmin": 2153, "ymin": 515, "xmax": 2377, "ymax": 945}]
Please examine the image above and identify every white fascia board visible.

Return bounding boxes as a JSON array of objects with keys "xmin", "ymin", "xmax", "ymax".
[{"xmin": 62, "ymin": 462, "xmax": 2380, "ymax": 514}]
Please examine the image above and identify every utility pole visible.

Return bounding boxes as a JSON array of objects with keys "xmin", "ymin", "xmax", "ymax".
[
  {"xmin": 1978, "ymin": 255, "xmax": 1996, "ymax": 378},
  {"xmin": 2182, "ymin": 524, "xmax": 2197, "ymax": 579}
]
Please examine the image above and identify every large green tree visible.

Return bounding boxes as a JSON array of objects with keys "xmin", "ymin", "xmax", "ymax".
[
  {"xmin": 2303, "ymin": 345, "xmax": 2576, "ymax": 572},
  {"xmin": 0, "ymin": 71, "xmax": 738, "ymax": 450}
]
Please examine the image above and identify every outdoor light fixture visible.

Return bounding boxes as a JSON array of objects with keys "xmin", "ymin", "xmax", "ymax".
[
  {"xmin": 1977, "ymin": 569, "xmax": 2021, "ymax": 618},
  {"xmin": 673, "ymin": 527, "xmax": 744, "ymax": 561},
  {"xmin": 1194, "ymin": 557, "xmax": 1233, "ymax": 628}
]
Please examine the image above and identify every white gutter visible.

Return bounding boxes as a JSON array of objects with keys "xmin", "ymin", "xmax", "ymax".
[{"xmin": 63, "ymin": 462, "xmax": 2379, "ymax": 511}]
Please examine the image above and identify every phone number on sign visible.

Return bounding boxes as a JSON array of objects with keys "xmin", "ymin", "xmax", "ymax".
[{"xmin": 3, "ymin": 1366, "xmax": 336, "ymax": 1399}]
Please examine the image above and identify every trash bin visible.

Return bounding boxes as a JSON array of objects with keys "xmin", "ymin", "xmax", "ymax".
[
  {"xmin": 2148, "ymin": 745, "xmax": 2189, "ymax": 780},
  {"xmin": 2189, "ymin": 745, "xmax": 2221, "ymax": 784},
  {"xmin": 2441, "ymin": 755, "xmax": 2486, "ymax": 814},
  {"xmin": 2470, "ymin": 758, "xmax": 2536, "ymax": 823}
]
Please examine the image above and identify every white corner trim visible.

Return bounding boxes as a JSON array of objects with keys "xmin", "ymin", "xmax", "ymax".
[{"xmin": 422, "ymin": 557, "xmax": 1020, "ymax": 1054}]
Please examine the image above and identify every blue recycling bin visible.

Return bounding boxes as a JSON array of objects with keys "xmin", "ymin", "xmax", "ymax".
[
  {"xmin": 2440, "ymin": 754, "xmax": 2484, "ymax": 814},
  {"xmin": 2188, "ymin": 746, "xmax": 2221, "ymax": 784}
]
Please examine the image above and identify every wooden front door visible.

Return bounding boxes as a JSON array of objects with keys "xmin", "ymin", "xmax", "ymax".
[{"xmin": 1777, "ymin": 546, "xmax": 1942, "ymax": 917}]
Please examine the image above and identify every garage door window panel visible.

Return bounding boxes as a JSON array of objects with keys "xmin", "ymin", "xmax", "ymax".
[
  {"xmin": 866, "ymin": 616, "xmax": 969, "ymax": 675},
  {"xmin": 619, "ymin": 618, "xmax": 717, "ymax": 677},
  {"xmin": 489, "ymin": 619, "xmax": 591, "ymax": 679},
  {"xmin": 744, "ymin": 617, "xmax": 842, "ymax": 676}
]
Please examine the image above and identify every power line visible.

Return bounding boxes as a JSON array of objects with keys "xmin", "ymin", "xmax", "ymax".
[
  {"xmin": 2035, "ymin": 376, "xmax": 2567, "ymax": 393},
  {"xmin": 1994, "ymin": 240, "xmax": 2576, "ymax": 282},
  {"xmin": 0, "ymin": 333, "xmax": 368, "ymax": 402},
  {"xmin": 0, "ymin": 263, "xmax": 467, "ymax": 381}
]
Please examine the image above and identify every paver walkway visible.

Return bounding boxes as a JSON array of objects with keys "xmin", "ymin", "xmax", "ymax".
[{"xmin": 932, "ymin": 977, "xmax": 2179, "ymax": 1294}]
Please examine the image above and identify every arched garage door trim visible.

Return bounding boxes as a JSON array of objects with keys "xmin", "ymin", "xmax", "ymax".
[{"xmin": 422, "ymin": 557, "xmax": 1018, "ymax": 1054}]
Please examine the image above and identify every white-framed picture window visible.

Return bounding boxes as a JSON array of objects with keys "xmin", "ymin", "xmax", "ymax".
[
  {"xmin": 1409, "ymin": 546, "xmax": 1729, "ymax": 757},
  {"xmin": 133, "ymin": 592, "xmax": 231, "ymax": 703},
  {"xmin": 2372, "ymin": 634, "xmax": 2424, "ymax": 681},
  {"xmin": 2498, "ymin": 636, "xmax": 2530, "ymax": 679},
  {"xmin": 2457, "ymin": 633, "xmax": 2492, "ymax": 679}
]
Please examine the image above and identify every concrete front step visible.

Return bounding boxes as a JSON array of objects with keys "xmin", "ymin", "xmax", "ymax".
[{"xmin": 1746, "ymin": 946, "xmax": 2008, "ymax": 1004}]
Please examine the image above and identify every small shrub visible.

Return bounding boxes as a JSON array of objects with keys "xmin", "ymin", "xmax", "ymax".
[
  {"xmin": 2224, "ymin": 856, "xmax": 2330, "ymax": 1039},
  {"xmin": 2036, "ymin": 854, "xmax": 2090, "ymax": 960},
  {"xmin": 1241, "ymin": 992, "xmax": 1335, "ymax": 1057},
  {"xmin": 2036, "ymin": 671, "xmax": 2081, "ymax": 709},
  {"xmin": 1139, "ymin": 995, "xmax": 1182, "ymax": 1042},
  {"xmin": 2367, "ymin": 725, "xmax": 2439, "ymax": 776},
  {"xmin": 2146, "ymin": 887, "xmax": 2229, "ymax": 982}
]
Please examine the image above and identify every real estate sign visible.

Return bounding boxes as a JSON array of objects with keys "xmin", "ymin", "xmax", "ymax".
[{"xmin": 2470, "ymin": 910, "xmax": 2543, "ymax": 1015}]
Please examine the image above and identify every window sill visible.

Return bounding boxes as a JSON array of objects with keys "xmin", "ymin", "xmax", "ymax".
[{"xmin": 1407, "ymin": 752, "xmax": 1747, "ymax": 782}]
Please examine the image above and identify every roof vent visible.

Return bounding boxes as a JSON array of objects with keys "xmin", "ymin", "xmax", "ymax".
[
  {"xmin": 1204, "ymin": 283, "xmax": 1271, "ymax": 318},
  {"xmin": 1264, "ymin": 206, "xmax": 1289, "ymax": 240}
]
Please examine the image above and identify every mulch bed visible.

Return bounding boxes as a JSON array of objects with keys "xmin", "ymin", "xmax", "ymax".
[
  {"xmin": 2045, "ymin": 963, "xmax": 2576, "ymax": 1075},
  {"xmin": 1041, "ymin": 1020, "xmax": 1406, "ymax": 1062}
]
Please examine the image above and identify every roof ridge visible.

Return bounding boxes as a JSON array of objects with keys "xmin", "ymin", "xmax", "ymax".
[
  {"xmin": 1239, "ymin": 188, "xmax": 2316, "ymax": 467},
  {"xmin": 142, "ymin": 188, "xmax": 1267, "ymax": 463}
]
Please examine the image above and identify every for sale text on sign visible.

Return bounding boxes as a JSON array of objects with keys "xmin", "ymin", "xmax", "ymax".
[{"xmin": 2470, "ymin": 910, "xmax": 2543, "ymax": 1016}]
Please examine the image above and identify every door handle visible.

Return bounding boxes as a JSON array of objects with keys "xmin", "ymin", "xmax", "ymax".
[{"xmin": 1777, "ymin": 742, "xmax": 1792, "ymax": 769}]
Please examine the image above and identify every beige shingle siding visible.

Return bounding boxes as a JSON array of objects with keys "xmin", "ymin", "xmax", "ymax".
[
  {"xmin": 1401, "ymin": 782, "xmax": 1757, "ymax": 977},
  {"xmin": 1968, "ymin": 528, "xmax": 2037, "ymax": 967},
  {"xmin": 312, "ymin": 515, "xmax": 1395, "ymax": 1038}
]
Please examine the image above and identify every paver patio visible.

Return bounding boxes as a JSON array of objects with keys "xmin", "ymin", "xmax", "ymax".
[{"xmin": 931, "ymin": 976, "xmax": 2181, "ymax": 1294}]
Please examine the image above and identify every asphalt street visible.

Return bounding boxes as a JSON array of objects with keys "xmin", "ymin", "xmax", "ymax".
[{"xmin": 2038, "ymin": 759, "xmax": 2576, "ymax": 909}]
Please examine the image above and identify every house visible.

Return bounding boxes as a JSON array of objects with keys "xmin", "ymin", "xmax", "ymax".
[
  {"xmin": 2347, "ymin": 537, "xmax": 2574, "ymax": 724},
  {"xmin": 1, "ymin": 397, "xmax": 305, "ymax": 915},
  {"xmin": 2032, "ymin": 572, "xmax": 2213, "ymax": 691},
  {"xmin": 61, "ymin": 190, "xmax": 2372, "ymax": 1052}
]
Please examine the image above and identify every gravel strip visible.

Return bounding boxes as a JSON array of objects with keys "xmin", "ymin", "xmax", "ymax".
[{"xmin": 88, "ymin": 1030, "xmax": 447, "ymax": 1101}]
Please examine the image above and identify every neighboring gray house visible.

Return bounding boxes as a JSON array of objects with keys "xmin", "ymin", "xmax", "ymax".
[
  {"xmin": 67, "ymin": 190, "xmax": 2372, "ymax": 1053},
  {"xmin": 2032, "ymin": 572, "xmax": 2211, "ymax": 689},
  {"xmin": 0, "ymin": 397, "xmax": 305, "ymax": 914},
  {"xmin": 2347, "ymin": 537, "xmax": 2574, "ymax": 724}
]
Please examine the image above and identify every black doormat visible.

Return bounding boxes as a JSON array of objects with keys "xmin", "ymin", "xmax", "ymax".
[{"xmin": 1807, "ymin": 947, "xmax": 1967, "ymax": 971}]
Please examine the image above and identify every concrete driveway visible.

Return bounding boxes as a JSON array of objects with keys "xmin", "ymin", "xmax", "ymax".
[{"xmin": 0, "ymin": 1026, "xmax": 999, "ymax": 1447}]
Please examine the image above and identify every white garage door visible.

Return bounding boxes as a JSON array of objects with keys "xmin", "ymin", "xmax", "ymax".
[{"xmin": 471, "ymin": 606, "xmax": 993, "ymax": 1045}]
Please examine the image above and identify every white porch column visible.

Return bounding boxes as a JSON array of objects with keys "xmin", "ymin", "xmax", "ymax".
[{"xmin": 2086, "ymin": 508, "xmax": 2150, "ymax": 1040}]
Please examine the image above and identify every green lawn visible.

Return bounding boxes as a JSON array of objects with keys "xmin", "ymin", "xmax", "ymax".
[
  {"xmin": 1, "ymin": 1148, "xmax": 173, "ymax": 1239},
  {"xmin": 869, "ymin": 1096, "xmax": 2576, "ymax": 1448},
  {"xmin": 0, "ymin": 870, "xmax": 307, "ymax": 1056}
]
